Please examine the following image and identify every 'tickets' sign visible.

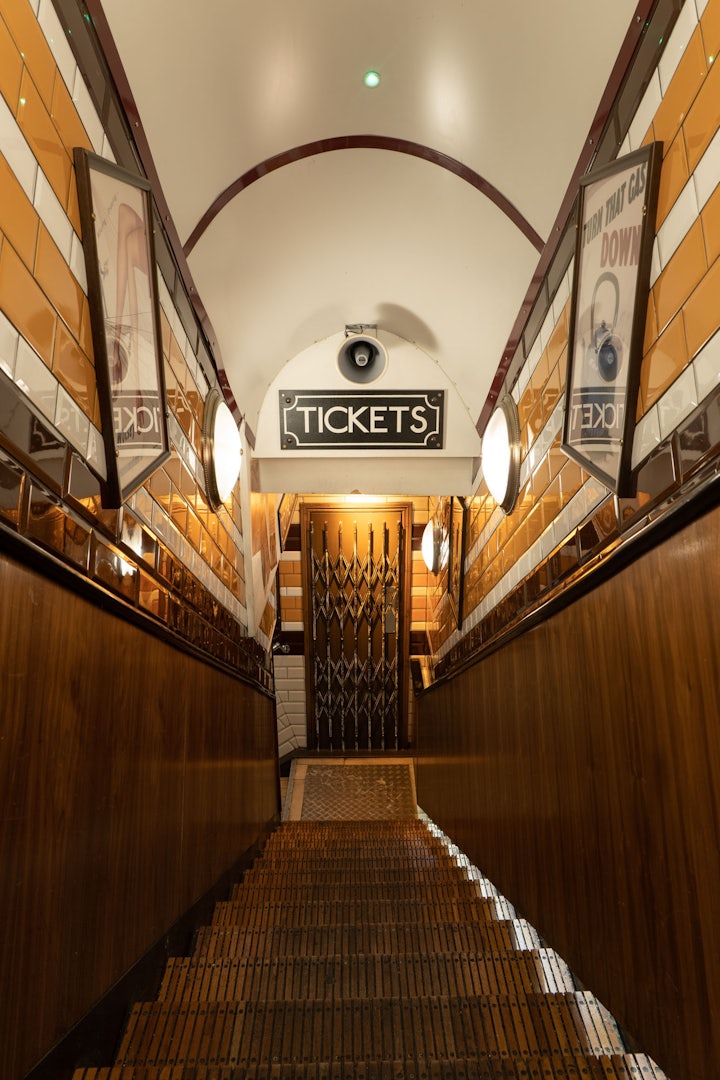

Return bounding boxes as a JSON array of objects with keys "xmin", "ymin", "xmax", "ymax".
[
  {"xmin": 279, "ymin": 390, "xmax": 445, "ymax": 450},
  {"xmin": 562, "ymin": 143, "xmax": 662, "ymax": 495}
]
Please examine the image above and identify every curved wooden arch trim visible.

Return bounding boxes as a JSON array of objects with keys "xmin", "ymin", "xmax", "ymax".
[{"xmin": 183, "ymin": 135, "xmax": 545, "ymax": 257}]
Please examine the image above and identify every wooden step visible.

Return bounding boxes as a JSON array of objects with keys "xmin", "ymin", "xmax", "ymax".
[
  {"xmin": 210, "ymin": 897, "xmax": 507, "ymax": 929},
  {"xmin": 115, "ymin": 992, "xmax": 625, "ymax": 1066},
  {"xmin": 229, "ymin": 880, "xmax": 507, "ymax": 906},
  {"xmin": 243, "ymin": 863, "xmax": 476, "ymax": 884},
  {"xmin": 192, "ymin": 920, "xmax": 519, "ymax": 960},
  {"xmin": 73, "ymin": 1053, "xmax": 667, "ymax": 1078},
  {"xmin": 158, "ymin": 950, "xmax": 575, "ymax": 1003},
  {"xmin": 73, "ymin": 1053, "xmax": 667, "ymax": 1079}
]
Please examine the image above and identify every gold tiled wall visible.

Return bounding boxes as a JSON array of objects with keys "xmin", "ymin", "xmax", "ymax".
[
  {"xmin": 0, "ymin": 0, "xmax": 260, "ymax": 681},
  {"xmin": 433, "ymin": 0, "xmax": 720, "ymax": 666}
]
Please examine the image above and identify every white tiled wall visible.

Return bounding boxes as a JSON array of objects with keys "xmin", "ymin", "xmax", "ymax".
[{"xmin": 274, "ymin": 653, "xmax": 307, "ymax": 758}]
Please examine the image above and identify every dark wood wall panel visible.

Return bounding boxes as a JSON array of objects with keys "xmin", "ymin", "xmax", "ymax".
[
  {"xmin": 416, "ymin": 503, "xmax": 720, "ymax": 1080},
  {"xmin": 0, "ymin": 551, "xmax": 278, "ymax": 1080}
]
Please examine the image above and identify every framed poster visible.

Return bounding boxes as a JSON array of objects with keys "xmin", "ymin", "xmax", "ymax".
[
  {"xmin": 562, "ymin": 143, "xmax": 662, "ymax": 494},
  {"xmin": 74, "ymin": 148, "xmax": 170, "ymax": 507},
  {"xmin": 447, "ymin": 495, "xmax": 466, "ymax": 631}
]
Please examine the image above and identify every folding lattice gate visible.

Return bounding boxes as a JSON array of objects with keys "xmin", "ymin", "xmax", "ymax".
[{"xmin": 306, "ymin": 515, "xmax": 405, "ymax": 751}]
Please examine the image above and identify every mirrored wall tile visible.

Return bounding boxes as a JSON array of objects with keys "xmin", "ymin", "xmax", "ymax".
[
  {"xmin": 69, "ymin": 231, "xmax": 87, "ymax": 293},
  {"xmin": 0, "ymin": 449, "xmax": 25, "ymax": 527},
  {"xmin": 55, "ymin": 385, "xmax": 89, "ymax": 452},
  {"xmin": 632, "ymin": 405, "xmax": 662, "ymax": 468},
  {"xmin": 538, "ymin": 306, "xmax": 555, "ymax": 355},
  {"xmin": 100, "ymin": 133, "xmax": 116, "ymax": 163},
  {"xmin": 33, "ymin": 169, "xmax": 72, "ymax": 262},
  {"xmin": 693, "ymin": 127, "xmax": 720, "ymax": 209},
  {"xmin": 657, "ymin": 180, "xmax": 699, "ymax": 269},
  {"xmin": 659, "ymin": 0, "xmax": 699, "ymax": 94},
  {"xmin": 38, "ymin": 0, "xmax": 77, "ymax": 94},
  {"xmin": 695, "ymin": 0, "xmax": 710, "ymax": 16},
  {"xmin": 627, "ymin": 70, "xmax": 661, "ymax": 151},
  {"xmin": 158, "ymin": 273, "xmax": 174, "ymax": 323},
  {"xmin": 71, "ymin": 67, "xmax": 104, "ymax": 153},
  {"xmin": 552, "ymin": 278, "xmax": 570, "ymax": 326},
  {"xmin": 86, "ymin": 422, "xmax": 107, "ymax": 479},
  {"xmin": 649, "ymin": 237, "xmax": 662, "ymax": 288},
  {"xmin": 658, "ymin": 363, "xmax": 699, "ymax": 438},
  {"xmin": 15, "ymin": 338, "xmax": 57, "ymax": 421},
  {"xmin": 0, "ymin": 94, "xmax": 38, "ymax": 200},
  {"xmin": 693, "ymin": 328, "xmax": 720, "ymax": 399},
  {"xmin": 0, "ymin": 310, "xmax": 19, "ymax": 379}
]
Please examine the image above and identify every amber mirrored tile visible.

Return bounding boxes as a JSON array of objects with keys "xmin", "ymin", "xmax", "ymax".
[
  {"xmin": 26, "ymin": 482, "xmax": 65, "ymax": 553},
  {"xmin": 0, "ymin": 381, "xmax": 67, "ymax": 493},
  {"xmin": 0, "ymin": 148, "xmax": 38, "ymax": 270},
  {"xmin": 0, "ymin": 448, "xmax": 25, "ymax": 528},
  {"xmin": 138, "ymin": 571, "xmax": 167, "ymax": 622},
  {"xmin": 91, "ymin": 534, "xmax": 138, "ymax": 602},
  {"xmin": 17, "ymin": 71, "xmax": 72, "ymax": 207},
  {"xmin": 620, "ymin": 442, "xmax": 678, "ymax": 529},
  {"xmin": 677, "ymin": 390, "xmax": 720, "ymax": 481},
  {"xmin": 120, "ymin": 510, "xmax": 158, "ymax": 569}
]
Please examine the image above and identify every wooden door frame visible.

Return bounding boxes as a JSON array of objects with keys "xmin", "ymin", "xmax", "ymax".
[{"xmin": 300, "ymin": 500, "xmax": 413, "ymax": 752}]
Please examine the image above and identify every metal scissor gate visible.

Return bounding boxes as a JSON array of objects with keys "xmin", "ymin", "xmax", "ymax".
[{"xmin": 307, "ymin": 518, "xmax": 403, "ymax": 751}]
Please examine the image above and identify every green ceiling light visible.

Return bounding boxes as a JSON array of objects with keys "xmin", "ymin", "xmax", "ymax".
[{"xmin": 364, "ymin": 70, "xmax": 381, "ymax": 88}]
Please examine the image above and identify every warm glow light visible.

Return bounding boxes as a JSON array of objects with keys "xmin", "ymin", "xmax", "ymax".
[
  {"xmin": 212, "ymin": 400, "xmax": 242, "ymax": 504},
  {"xmin": 421, "ymin": 520, "xmax": 448, "ymax": 574},
  {"xmin": 482, "ymin": 397, "xmax": 521, "ymax": 513}
]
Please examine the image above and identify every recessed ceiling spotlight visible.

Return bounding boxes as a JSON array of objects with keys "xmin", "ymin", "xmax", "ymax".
[{"xmin": 363, "ymin": 70, "xmax": 381, "ymax": 88}]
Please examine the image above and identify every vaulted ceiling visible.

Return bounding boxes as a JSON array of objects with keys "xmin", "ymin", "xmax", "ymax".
[{"xmin": 98, "ymin": 0, "xmax": 640, "ymax": 492}]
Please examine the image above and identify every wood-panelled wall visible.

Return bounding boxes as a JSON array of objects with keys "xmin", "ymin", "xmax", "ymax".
[
  {"xmin": 416, "ymin": 502, "xmax": 720, "ymax": 1080},
  {"xmin": 0, "ymin": 551, "xmax": 278, "ymax": 1080}
]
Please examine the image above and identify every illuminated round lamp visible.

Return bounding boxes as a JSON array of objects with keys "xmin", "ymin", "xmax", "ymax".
[
  {"xmin": 482, "ymin": 395, "xmax": 521, "ymax": 513},
  {"xmin": 421, "ymin": 520, "xmax": 448, "ymax": 574},
  {"xmin": 202, "ymin": 388, "xmax": 242, "ymax": 510}
]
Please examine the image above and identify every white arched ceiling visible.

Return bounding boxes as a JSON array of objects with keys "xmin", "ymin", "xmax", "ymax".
[{"xmin": 100, "ymin": 0, "xmax": 639, "ymax": 491}]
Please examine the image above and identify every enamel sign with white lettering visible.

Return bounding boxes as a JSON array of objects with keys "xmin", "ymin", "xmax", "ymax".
[{"xmin": 279, "ymin": 390, "xmax": 445, "ymax": 450}]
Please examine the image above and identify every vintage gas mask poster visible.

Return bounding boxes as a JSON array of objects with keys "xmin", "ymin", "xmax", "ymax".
[{"xmin": 563, "ymin": 144, "xmax": 661, "ymax": 494}]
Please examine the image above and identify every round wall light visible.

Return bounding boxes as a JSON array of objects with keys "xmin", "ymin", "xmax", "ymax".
[
  {"xmin": 202, "ymin": 388, "xmax": 242, "ymax": 510},
  {"xmin": 363, "ymin": 70, "xmax": 381, "ymax": 88},
  {"xmin": 421, "ymin": 519, "xmax": 448, "ymax": 574},
  {"xmin": 482, "ymin": 395, "xmax": 521, "ymax": 513}
]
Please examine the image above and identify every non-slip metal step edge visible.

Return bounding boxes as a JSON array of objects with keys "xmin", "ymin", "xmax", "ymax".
[{"xmin": 115, "ymin": 993, "xmax": 626, "ymax": 1066}]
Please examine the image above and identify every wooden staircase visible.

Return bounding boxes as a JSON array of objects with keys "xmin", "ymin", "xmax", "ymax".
[{"xmin": 73, "ymin": 819, "xmax": 667, "ymax": 1078}]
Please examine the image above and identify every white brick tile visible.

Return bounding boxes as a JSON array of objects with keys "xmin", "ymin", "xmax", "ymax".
[
  {"xmin": 627, "ymin": 70, "xmax": 661, "ymax": 152},
  {"xmin": 693, "ymin": 127, "xmax": 720, "ymax": 209},
  {"xmin": 0, "ymin": 310, "xmax": 19, "ymax": 379},
  {"xmin": 658, "ymin": 364, "xmax": 698, "ymax": 438},
  {"xmin": 0, "ymin": 94, "xmax": 37, "ymax": 200},
  {"xmin": 71, "ymin": 68, "xmax": 104, "ymax": 154},
  {"xmin": 657, "ymin": 180, "xmax": 699, "ymax": 270},
  {"xmin": 658, "ymin": 0, "xmax": 699, "ymax": 96},
  {"xmin": 15, "ymin": 339, "xmax": 57, "ymax": 421},
  {"xmin": 692, "ymin": 329, "xmax": 720, "ymax": 399},
  {"xmin": 632, "ymin": 405, "xmax": 661, "ymax": 468},
  {"xmin": 38, "ymin": 0, "xmax": 77, "ymax": 94},
  {"xmin": 34, "ymin": 170, "xmax": 73, "ymax": 262},
  {"xmin": 55, "ymin": 385, "xmax": 89, "ymax": 452}
]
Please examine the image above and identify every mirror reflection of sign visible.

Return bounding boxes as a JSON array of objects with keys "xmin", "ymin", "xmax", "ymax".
[{"xmin": 90, "ymin": 170, "xmax": 162, "ymax": 453}]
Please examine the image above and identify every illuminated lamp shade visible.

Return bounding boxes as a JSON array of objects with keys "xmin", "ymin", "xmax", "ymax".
[
  {"xmin": 202, "ymin": 388, "xmax": 242, "ymax": 510},
  {"xmin": 421, "ymin": 519, "xmax": 448, "ymax": 574},
  {"xmin": 482, "ymin": 395, "xmax": 521, "ymax": 513}
]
